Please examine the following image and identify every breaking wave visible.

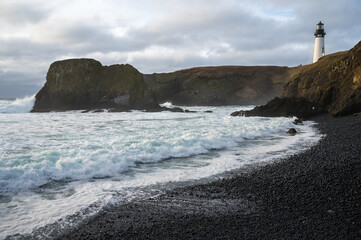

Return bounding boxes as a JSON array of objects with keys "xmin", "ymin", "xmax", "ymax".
[{"xmin": 0, "ymin": 95, "xmax": 35, "ymax": 113}]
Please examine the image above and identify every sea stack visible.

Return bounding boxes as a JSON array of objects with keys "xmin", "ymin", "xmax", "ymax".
[
  {"xmin": 313, "ymin": 21, "xmax": 326, "ymax": 63},
  {"xmin": 31, "ymin": 59, "xmax": 160, "ymax": 112}
]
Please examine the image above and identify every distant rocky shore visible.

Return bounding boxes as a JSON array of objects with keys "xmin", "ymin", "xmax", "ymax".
[
  {"xmin": 143, "ymin": 65, "xmax": 293, "ymax": 106},
  {"xmin": 31, "ymin": 59, "xmax": 160, "ymax": 112},
  {"xmin": 31, "ymin": 60, "xmax": 295, "ymax": 112},
  {"xmin": 32, "ymin": 40, "xmax": 361, "ymax": 117}
]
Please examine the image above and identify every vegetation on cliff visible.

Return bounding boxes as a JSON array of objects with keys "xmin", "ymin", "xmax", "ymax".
[
  {"xmin": 32, "ymin": 40, "xmax": 361, "ymax": 115},
  {"xmin": 283, "ymin": 41, "xmax": 361, "ymax": 116},
  {"xmin": 234, "ymin": 40, "xmax": 361, "ymax": 118},
  {"xmin": 33, "ymin": 59, "xmax": 303, "ymax": 112},
  {"xmin": 144, "ymin": 66, "xmax": 298, "ymax": 106},
  {"xmin": 32, "ymin": 59, "xmax": 159, "ymax": 112}
]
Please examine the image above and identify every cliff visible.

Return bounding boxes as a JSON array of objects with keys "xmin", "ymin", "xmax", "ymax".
[
  {"xmin": 144, "ymin": 66, "xmax": 298, "ymax": 106},
  {"xmin": 33, "ymin": 59, "xmax": 302, "ymax": 112},
  {"xmin": 283, "ymin": 41, "xmax": 361, "ymax": 116},
  {"xmin": 233, "ymin": 41, "xmax": 361, "ymax": 118},
  {"xmin": 32, "ymin": 59, "xmax": 159, "ymax": 112}
]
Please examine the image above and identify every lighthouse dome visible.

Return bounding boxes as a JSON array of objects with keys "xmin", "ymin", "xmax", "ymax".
[{"xmin": 314, "ymin": 21, "xmax": 326, "ymax": 37}]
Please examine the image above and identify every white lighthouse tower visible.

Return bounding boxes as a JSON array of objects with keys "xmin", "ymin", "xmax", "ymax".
[{"xmin": 313, "ymin": 21, "xmax": 326, "ymax": 63}]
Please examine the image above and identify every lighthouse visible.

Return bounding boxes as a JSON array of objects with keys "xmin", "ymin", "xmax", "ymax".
[{"xmin": 313, "ymin": 21, "xmax": 326, "ymax": 63}]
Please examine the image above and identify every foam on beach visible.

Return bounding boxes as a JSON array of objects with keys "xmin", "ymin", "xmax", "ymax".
[{"xmin": 0, "ymin": 105, "xmax": 321, "ymax": 238}]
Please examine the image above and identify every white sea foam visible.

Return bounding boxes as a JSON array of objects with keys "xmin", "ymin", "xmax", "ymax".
[
  {"xmin": 160, "ymin": 101, "xmax": 174, "ymax": 108},
  {"xmin": 0, "ymin": 95, "xmax": 35, "ymax": 113},
  {"xmin": 0, "ymin": 105, "xmax": 321, "ymax": 239}
]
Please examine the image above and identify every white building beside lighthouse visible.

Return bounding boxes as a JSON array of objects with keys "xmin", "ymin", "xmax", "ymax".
[{"xmin": 313, "ymin": 21, "xmax": 326, "ymax": 63}]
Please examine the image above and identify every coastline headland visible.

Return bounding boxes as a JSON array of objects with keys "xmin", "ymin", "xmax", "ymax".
[
  {"xmin": 232, "ymin": 40, "xmax": 361, "ymax": 118},
  {"xmin": 32, "ymin": 41, "xmax": 361, "ymax": 118},
  {"xmin": 31, "ymin": 61, "xmax": 299, "ymax": 112},
  {"xmin": 31, "ymin": 60, "xmax": 160, "ymax": 112}
]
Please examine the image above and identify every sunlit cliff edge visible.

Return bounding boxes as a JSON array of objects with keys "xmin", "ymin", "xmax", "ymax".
[{"xmin": 232, "ymin": 40, "xmax": 361, "ymax": 118}]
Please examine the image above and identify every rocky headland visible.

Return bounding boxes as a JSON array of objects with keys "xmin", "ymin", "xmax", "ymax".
[
  {"xmin": 32, "ymin": 41, "xmax": 361, "ymax": 116},
  {"xmin": 31, "ymin": 59, "xmax": 160, "ymax": 112},
  {"xmin": 233, "ymin": 40, "xmax": 361, "ymax": 118},
  {"xmin": 31, "ymin": 60, "xmax": 303, "ymax": 112},
  {"xmin": 143, "ymin": 65, "xmax": 297, "ymax": 106}
]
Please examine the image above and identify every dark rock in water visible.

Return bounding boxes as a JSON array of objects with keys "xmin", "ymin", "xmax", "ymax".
[
  {"xmin": 185, "ymin": 109, "xmax": 196, "ymax": 113},
  {"xmin": 287, "ymin": 128, "xmax": 297, "ymax": 134},
  {"xmin": 109, "ymin": 108, "xmax": 132, "ymax": 113},
  {"xmin": 230, "ymin": 111, "xmax": 242, "ymax": 116},
  {"xmin": 156, "ymin": 107, "xmax": 198, "ymax": 113},
  {"xmin": 231, "ymin": 97, "xmax": 322, "ymax": 118},
  {"xmin": 162, "ymin": 107, "xmax": 184, "ymax": 112},
  {"xmin": 143, "ymin": 106, "xmax": 189, "ymax": 113},
  {"xmin": 81, "ymin": 109, "xmax": 106, "ymax": 113},
  {"xmin": 204, "ymin": 110, "xmax": 213, "ymax": 113},
  {"xmin": 172, "ymin": 107, "xmax": 184, "ymax": 112},
  {"xmin": 31, "ymin": 59, "xmax": 160, "ymax": 112},
  {"xmin": 230, "ymin": 111, "xmax": 237, "ymax": 116}
]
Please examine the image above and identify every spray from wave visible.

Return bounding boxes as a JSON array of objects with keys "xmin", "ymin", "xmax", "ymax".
[
  {"xmin": 0, "ymin": 95, "xmax": 36, "ymax": 113},
  {"xmin": 160, "ymin": 102, "xmax": 174, "ymax": 108}
]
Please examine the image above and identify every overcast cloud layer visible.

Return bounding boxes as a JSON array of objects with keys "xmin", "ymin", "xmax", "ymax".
[{"xmin": 1, "ymin": 0, "xmax": 360, "ymax": 97}]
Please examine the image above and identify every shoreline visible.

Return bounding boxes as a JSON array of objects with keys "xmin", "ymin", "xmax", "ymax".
[
  {"xmin": 57, "ymin": 113, "xmax": 361, "ymax": 239},
  {"xmin": 14, "ymin": 114, "xmax": 361, "ymax": 239},
  {"xmin": 56, "ymin": 114, "xmax": 361, "ymax": 239}
]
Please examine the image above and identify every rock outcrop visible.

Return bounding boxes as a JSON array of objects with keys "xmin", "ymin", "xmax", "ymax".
[
  {"xmin": 33, "ymin": 59, "xmax": 303, "ymax": 112},
  {"xmin": 231, "ymin": 97, "xmax": 321, "ymax": 118},
  {"xmin": 144, "ymin": 66, "xmax": 298, "ymax": 106},
  {"xmin": 282, "ymin": 41, "xmax": 361, "ymax": 116},
  {"xmin": 32, "ymin": 59, "xmax": 159, "ymax": 112},
  {"xmin": 287, "ymin": 128, "xmax": 297, "ymax": 134},
  {"xmin": 33, "ymin": 40, "xmax": 361, "ymax": 115},
  {"xmin": 233, "ymin": 40, "xmax": 361, "ymax": 118}
]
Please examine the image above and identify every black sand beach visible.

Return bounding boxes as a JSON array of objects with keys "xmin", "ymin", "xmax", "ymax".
[{"xmin": 56, "ymin": 114, "xmax": 361, "ymax": 240}]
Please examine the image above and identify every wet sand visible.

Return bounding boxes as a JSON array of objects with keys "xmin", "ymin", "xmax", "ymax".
[{"xmin": 58, "ymin": 114, "xmax": 361, "ymax": 239}]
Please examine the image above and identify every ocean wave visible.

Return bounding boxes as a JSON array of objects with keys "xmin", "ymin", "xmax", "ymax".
[
  {"xmin": 0, "ymin": 95, "xmax": 35, "ymax": 113},
  {"xmin": 0, "ymin": 108, "xmax": 300, "ymax": 191},
  {"xmin": 0, "ymin": 107, "xmax": 321, "ymax": 238}
]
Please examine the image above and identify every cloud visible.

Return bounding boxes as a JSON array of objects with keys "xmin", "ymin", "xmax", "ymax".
[
  {"xmin": 0, "ymin": 70, "xmax": 42, "ymax": 98},
  {"xmin": 0, "ymin": 0, "xmax": 360, "ymax": 97},
  {"xmin": 0, "ymin": 1, "xmax": 48, "ymax": 26}
]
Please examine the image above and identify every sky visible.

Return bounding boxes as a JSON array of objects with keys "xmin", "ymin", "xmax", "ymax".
[{"xmin": 1, "ymin": 0, "xmax": 361, "ymax": 98}]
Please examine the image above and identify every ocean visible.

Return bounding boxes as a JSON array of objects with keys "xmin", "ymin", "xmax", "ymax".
[{"xmin": 0, "ymin": 96, "xmax": 321, "ymax": 239}]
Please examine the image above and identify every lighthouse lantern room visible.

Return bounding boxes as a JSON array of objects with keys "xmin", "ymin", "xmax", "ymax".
[{"xmin": 313, "ymin": 21, "xmax": 326, "ymax": 63}]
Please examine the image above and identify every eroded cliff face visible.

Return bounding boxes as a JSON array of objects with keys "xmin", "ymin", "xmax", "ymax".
[
  {"xmin": 234, "ymin": 41, "xmax": 361, "ymax": 118},
  {"xmin": 33, "ymin": 59, "xmax": 300, "ymax": 112},
  {"xmin": 144, "ymin": 66, "xmax": 297, "ymax": 106},
  {"xmin": 32, "ymin": 59, "xmax": 159, "ymax": 112},
  {"xmin": 283, "ymin": 41, "xmax": 361, "ymax": 116}
]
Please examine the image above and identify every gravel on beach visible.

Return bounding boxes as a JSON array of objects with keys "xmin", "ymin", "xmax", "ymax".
[{"xmin": 58, "ymin": 114, "xmax": 361, "ymax": 240}]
